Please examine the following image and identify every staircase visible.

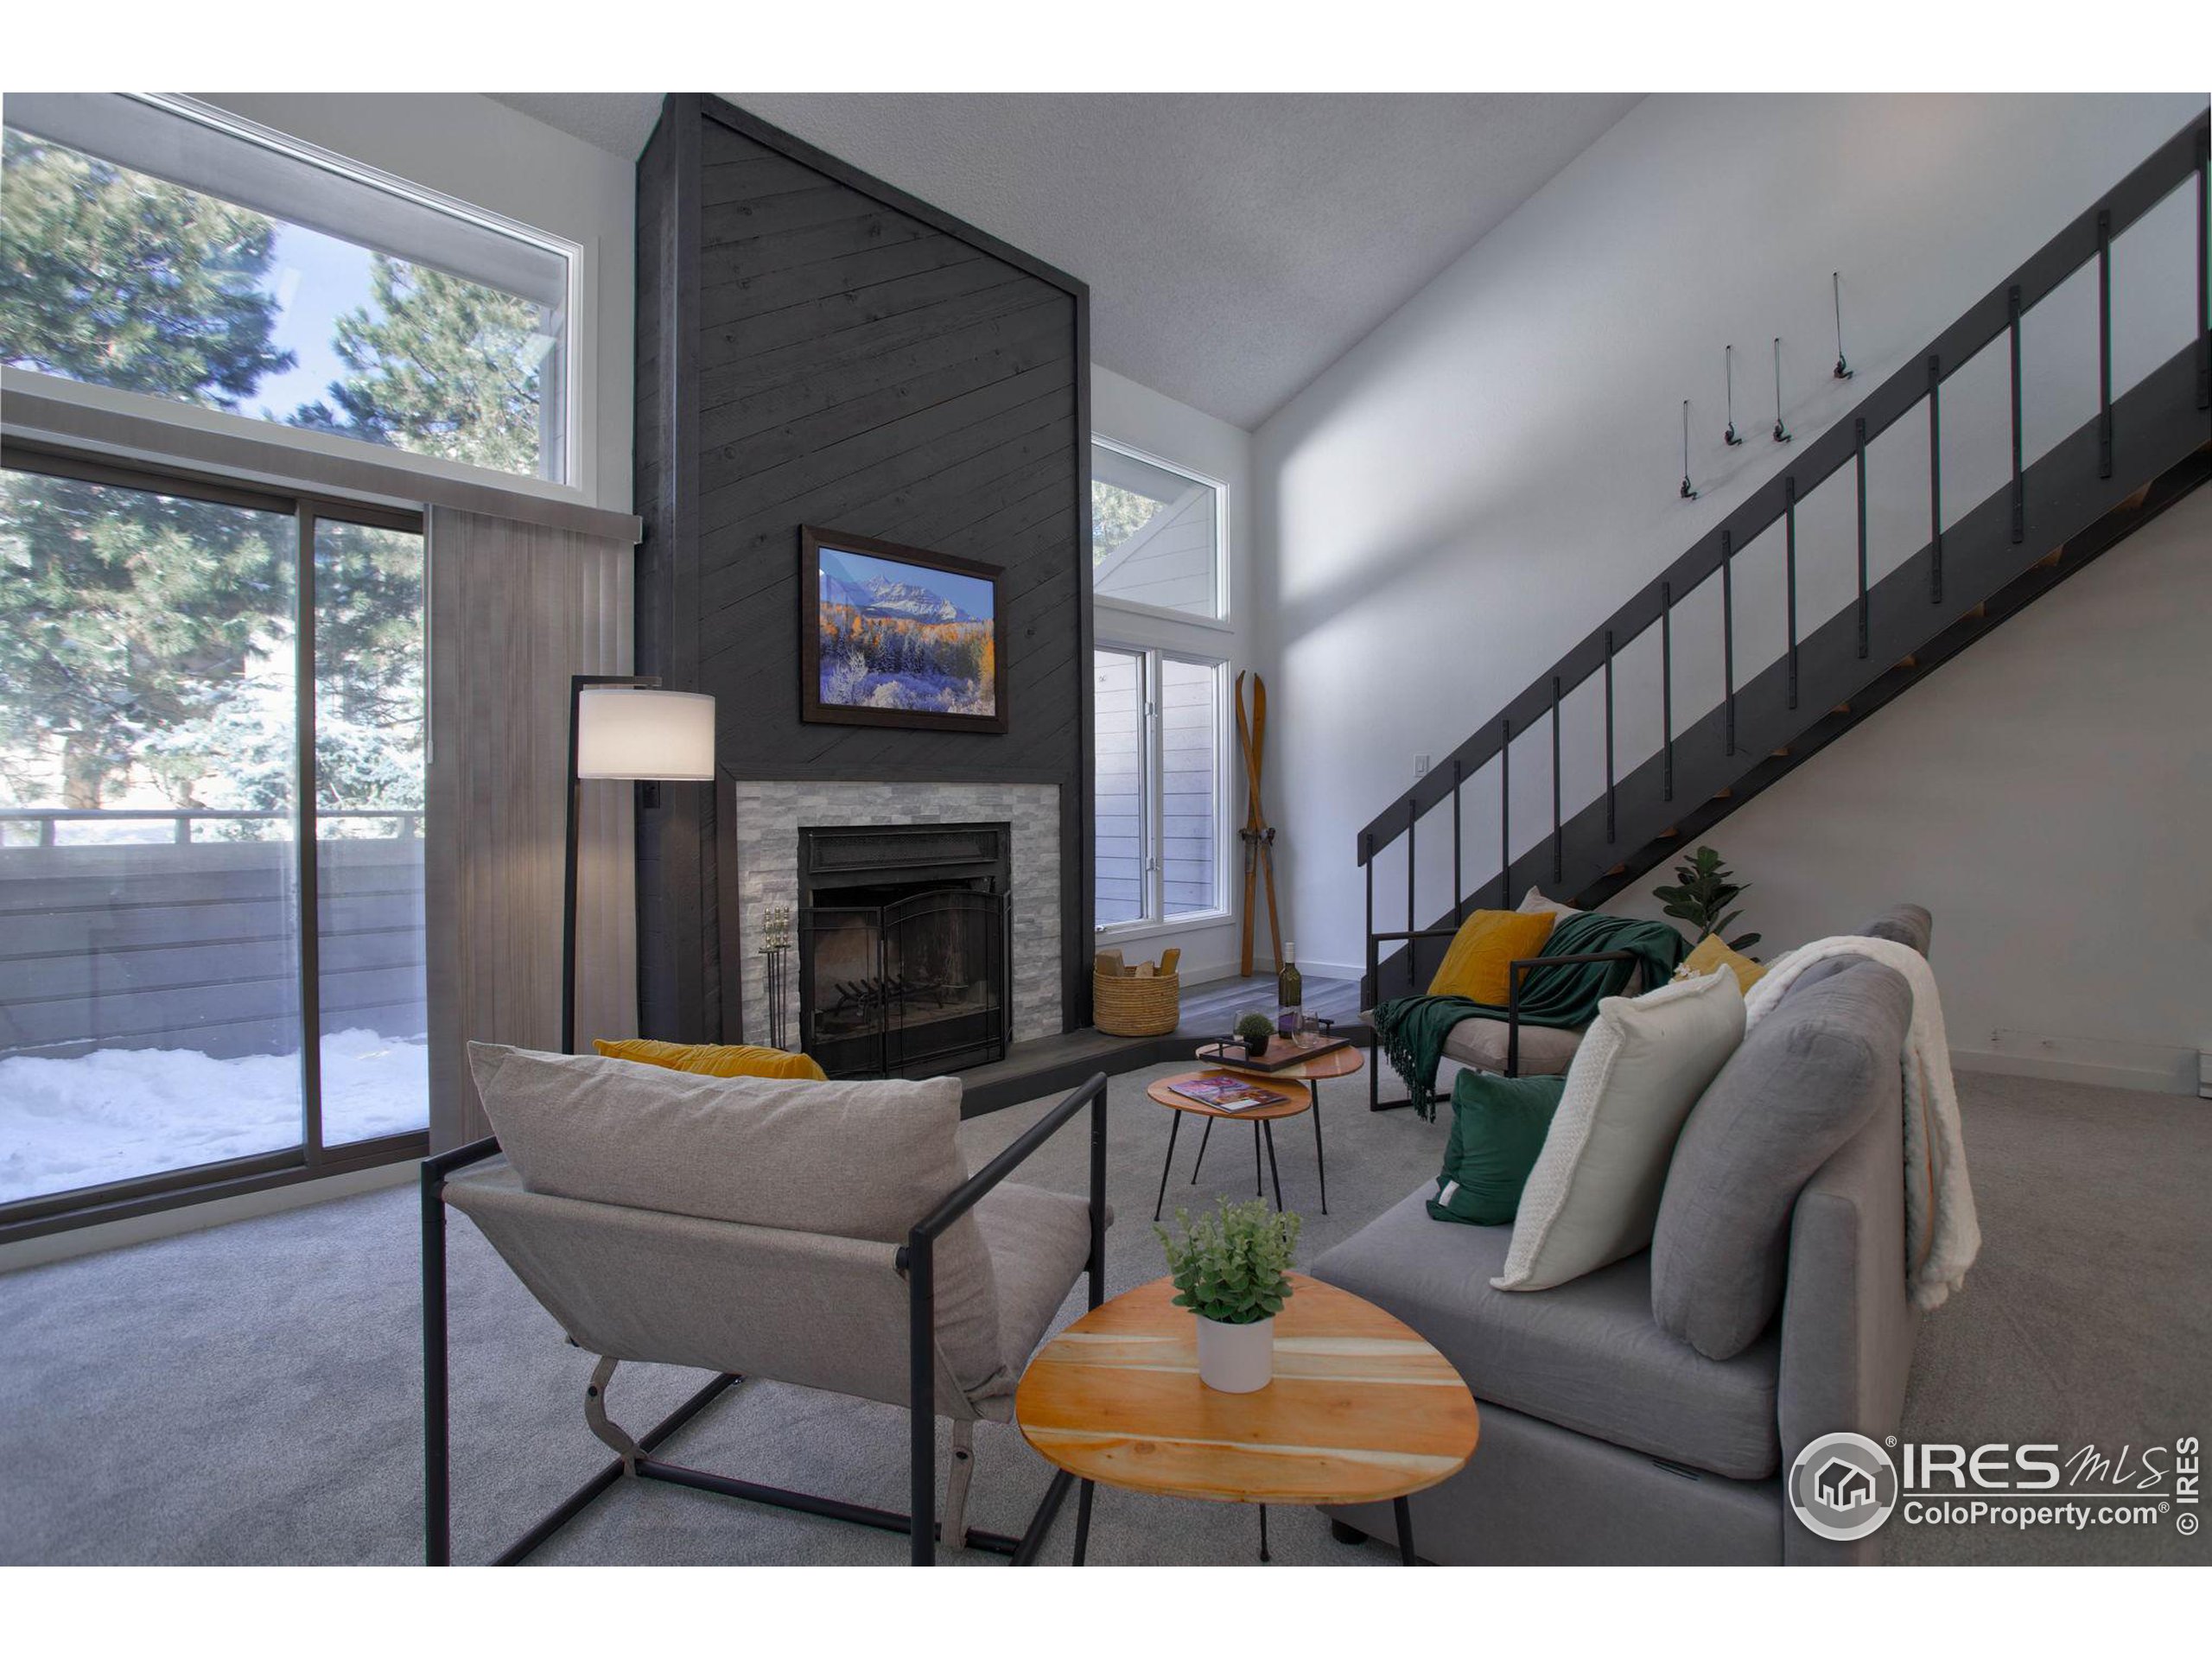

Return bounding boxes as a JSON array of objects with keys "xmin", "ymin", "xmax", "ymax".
[{"xmin": 1361, "ymin": 112, "xmax": 2211, "ymax": 1007}]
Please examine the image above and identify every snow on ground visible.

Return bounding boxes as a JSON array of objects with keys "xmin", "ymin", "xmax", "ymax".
[{"xmin": 0, "ymin": 1030, "xmax": 428, "ymax": 1205}]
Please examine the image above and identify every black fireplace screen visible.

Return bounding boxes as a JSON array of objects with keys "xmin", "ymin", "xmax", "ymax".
[{"xmin": 797, "ymin": 824, "xmax": 1011, "ymax": 1079}]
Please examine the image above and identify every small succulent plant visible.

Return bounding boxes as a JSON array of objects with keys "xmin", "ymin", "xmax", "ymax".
[
  {"xmin": 1233, "ymin": 1012, "xmax": 1275, "ymax": 1045},
  {"xmin": 1156, "ymin": 1198, "xmax": 1302, "ymax": 1326}
]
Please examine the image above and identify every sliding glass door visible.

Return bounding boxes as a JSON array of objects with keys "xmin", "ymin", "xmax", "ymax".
[
  {"xmin": 0, "ymin": 449, "xmax": 427, "ymax": 1220},
  {"xmin": 311, "ymin": 517, "xmax": 429, "ymax": 1149}
]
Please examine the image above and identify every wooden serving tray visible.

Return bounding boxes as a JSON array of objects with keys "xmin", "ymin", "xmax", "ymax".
[{"xmin": 1196, "ymin": 1034, "xmax": 1352, "ymax": 1073}]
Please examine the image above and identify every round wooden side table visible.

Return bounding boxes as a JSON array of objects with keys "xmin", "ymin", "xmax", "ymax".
[
  {"xmin": 1015, "ymin": 1273, "xmax": 1480, "ymax": 1565},
  {"xmin": 1179, "ymin": 1039, "xmax": 1364, "ymax": 1217},
  {"xmin": 1145, "ymin": 1071, "xmax": 1312, "ymax": 1222}
]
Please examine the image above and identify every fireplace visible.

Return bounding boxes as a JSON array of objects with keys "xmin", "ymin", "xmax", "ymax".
[{"xmin": 797, "ymin": 822, "xmax": 1011, "ymax": 1079}]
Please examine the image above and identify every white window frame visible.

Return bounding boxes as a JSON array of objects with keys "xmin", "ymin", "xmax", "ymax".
[
  {"xmin": 0, "ymin": 93, "xmax": 594, "ymax": 508},
  {"xmin": 1090, "ymin": 435, "xmax": 1233, "ymax": 632},
  {"xmin": 1093, "ymin": 642, "xmax": 1233, "ymax": 944}
]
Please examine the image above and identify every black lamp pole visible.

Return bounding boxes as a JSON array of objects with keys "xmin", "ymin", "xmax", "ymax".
[{"xmin": 563, "ymin": 672, "xmax": 661, "ymax": 1055}]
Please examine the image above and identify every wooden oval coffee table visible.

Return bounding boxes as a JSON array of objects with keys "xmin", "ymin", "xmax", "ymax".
[
  {"xmin": 1145, "ymin": 1071, "xmax": 1313, "ymax": 1223},
  {"xmin": 1016, "ymin": 1273, "xmax": 1478, "ymax": 1564}
]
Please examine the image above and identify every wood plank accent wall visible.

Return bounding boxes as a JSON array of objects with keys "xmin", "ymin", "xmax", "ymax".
[
  {"xmin": 425, "ymin": 506, "xmax": 637, "ymax": 1147},
  {"xmin": 632, "ymin": 95, "xmax": 1093, "ymax": 1045}
]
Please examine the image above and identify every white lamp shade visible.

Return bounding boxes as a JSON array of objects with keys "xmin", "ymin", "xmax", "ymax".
[{"xmin": 575, "ymin": 688, "xmax": 716, "ymax": 780}]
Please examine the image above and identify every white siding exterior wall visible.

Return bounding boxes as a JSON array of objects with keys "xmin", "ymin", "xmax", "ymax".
[
  {"xmin": 1093, "ymin": 649, "xmax": 1146, "ymax": 925},
  {"xmin": 1094, "ymin": 484, "xmax": 1217, "ymax": 615}
]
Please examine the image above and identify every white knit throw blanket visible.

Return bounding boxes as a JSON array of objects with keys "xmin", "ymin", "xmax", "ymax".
[{"xmin": 1741, "ymin": 936, "xmax": 1981, "ymax": 1312}]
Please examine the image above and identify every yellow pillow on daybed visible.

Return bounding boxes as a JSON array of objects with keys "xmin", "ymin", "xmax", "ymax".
[
  {"xmin": 1426, "ymin": 909, "xmax": 1558, "ymax": 1005},
  {"xmin": 1675, "ymin": 934, "xmax": 1768, "ymax": 996}
]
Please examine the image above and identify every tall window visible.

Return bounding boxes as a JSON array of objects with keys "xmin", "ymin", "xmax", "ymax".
[
  {"xmin": 0, "ymin": 451, "xmax": 428, "ymax": 1214},
  {"xmin": 1092, "ymin": 646, "xmax": 1227, "ymax": 932},
  {"xmin": 1, "ymin": 94, "xmax": 573, "ymax": 483},
  {"xmin": 1090, "ymin": 435, "xmax": 1232, "ymax": 936},
  {"xmin": 1091, "ymin": 440, "xmax": 1224, "ymax": 620}
]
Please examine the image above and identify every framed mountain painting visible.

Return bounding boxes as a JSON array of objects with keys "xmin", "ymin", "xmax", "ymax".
[{"xmin": 799, "ymin": 525, "xmax": 1008, "ymax": 733}]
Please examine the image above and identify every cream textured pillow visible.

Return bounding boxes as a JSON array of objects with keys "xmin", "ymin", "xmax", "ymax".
[
  {"xmin": 1491, "ymin": 969, "xmax": 1745, "ymax": 1292},
  {"xmin": 1517, "ymin": 886, "xmax": 1583, "ymax": 919}
]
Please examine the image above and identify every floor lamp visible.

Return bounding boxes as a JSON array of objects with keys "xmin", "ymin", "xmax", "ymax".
[{"xmin": 563, "ymin": 675, "xmax": 716, "ymax": 1054}]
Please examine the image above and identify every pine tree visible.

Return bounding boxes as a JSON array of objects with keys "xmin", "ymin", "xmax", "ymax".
[
  {"xmin": 0, "ymin": 133, "xmax": 418, "ymax": 814},
  {"xmin": 0, "ymin": 132, "xmax": 296, "ymax": 809},
  {"xmin": 0, "ymin": 130, "xmax": 294, "ymax": 405},
  {"xmin": 289, "ymin": 256, "xmax": 550, "ymax": 476}
]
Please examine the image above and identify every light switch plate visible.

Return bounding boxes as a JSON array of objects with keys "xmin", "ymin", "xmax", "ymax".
[{"xmin": 1414, "ymin": 753, "xmax": 1431, "ymax": 779}]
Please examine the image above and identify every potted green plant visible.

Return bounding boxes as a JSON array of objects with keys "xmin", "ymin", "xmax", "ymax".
[
  {"xmin": 1233, "ymin": 1011, "xmax": 1275, "ymax": 1061},
  {"xmin": 1652, "ymin": 844, "xmax": 1762, "ymax": 951},
  {"xmin": 1155, "ymin": 1198, "xmax": 1302, "ymax": 1393}
]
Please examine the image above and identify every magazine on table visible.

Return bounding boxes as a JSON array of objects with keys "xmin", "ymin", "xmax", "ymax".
[{"xmin": 1167, "ymin": 1075, "xmax": 1293, "ymax": 1112}]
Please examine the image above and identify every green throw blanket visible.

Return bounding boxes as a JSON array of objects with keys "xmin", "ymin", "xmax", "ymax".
[{"xmin": 1373, "ymin": 911, "xmax": 1689, "ymax": 1119}]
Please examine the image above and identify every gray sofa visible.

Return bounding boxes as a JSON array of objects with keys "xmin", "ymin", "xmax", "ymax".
[{"xmin": 1315, "ymin": 906, "xmax": 1931, "ymax": 1565}]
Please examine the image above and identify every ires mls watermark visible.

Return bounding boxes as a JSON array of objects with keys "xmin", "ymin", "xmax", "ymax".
[{"xmin": 1786, "ymin": 1432, "xmax": 2201, "ymax": 1542}]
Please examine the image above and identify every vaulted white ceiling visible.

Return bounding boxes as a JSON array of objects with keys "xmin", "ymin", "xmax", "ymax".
[{"xmin": 492, "ymin": 92, "xmax": 1637, "ymax": 429}]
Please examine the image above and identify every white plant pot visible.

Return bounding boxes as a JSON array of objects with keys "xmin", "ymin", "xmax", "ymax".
[{"xmin": 1194, "ymin": 1313, "xmax": 1275, "ymax": 1393}]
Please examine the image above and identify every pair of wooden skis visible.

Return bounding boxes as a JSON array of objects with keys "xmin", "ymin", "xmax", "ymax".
[{"xmin": 1235, "ymin": 671, "xmax": 1283, "ymax": 977}]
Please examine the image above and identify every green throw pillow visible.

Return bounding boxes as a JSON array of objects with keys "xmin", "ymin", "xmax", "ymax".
[{"xmin": 1427, "ymin": 1071, "xmax": 1567, "ymax": 1226}]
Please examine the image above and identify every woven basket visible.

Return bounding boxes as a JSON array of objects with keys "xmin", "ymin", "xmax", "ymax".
[{"xmin": 1093, "ymin": 969, "xmax": 1181, "ymax": 1037}]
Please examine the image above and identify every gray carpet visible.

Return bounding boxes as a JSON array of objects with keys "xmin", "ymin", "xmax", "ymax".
[
  {"xmin": 0, "ymin": 1065, "xmax": 2202, "ymax": 1566},
  {"xmin": 1885, "ymin": 1072, "xmax": 2210, "ymax": 1566}
]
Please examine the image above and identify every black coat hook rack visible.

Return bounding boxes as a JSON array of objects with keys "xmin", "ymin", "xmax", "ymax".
[
  {"xmin": 1679, "ymin": 400, "xmax": 1698, "ymax": 500},
  {"xmin": 1723, "ymin": 344, "xmax": 1743, "ymax": 446},
  {"xmin": 1832, "ymin": 271, "xmax": 1853, "ymax": 381},
  {"xmin": 1771, "ymin": 337, "xmax": 1792, "ymax": 444}
]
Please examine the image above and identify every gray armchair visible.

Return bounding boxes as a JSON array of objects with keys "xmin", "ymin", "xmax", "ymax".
[{"xmin": 423, "ymin": 1046, "xmax": 1109, "ymax": 1566}]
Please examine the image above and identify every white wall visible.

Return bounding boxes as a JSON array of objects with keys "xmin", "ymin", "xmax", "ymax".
[
  {"xmin": 1610, "ymin": 486, "xmax": 2212, "ymax": 1093},
  {"xmin": 197, "ymin": 93, "xmax": 637, "ymax": 512},
  {"xmin": 1252, "ymin": 93, "xmax": 2209, "ymax": 987},
  {"xmin": 1091, "ymin": 363, "xmax": 1263, "ymax": 988}
]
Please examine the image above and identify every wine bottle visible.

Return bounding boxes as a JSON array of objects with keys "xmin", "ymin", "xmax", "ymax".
[{"xmin": 1277, "ymin": 941, "xmax": 1302, "ymax": 1014}]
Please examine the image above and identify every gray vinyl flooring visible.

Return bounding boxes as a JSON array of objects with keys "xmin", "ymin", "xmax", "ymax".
[{"xmin": 0, "ymin": 1065, "xmax": 2202, "ymax": 1567}]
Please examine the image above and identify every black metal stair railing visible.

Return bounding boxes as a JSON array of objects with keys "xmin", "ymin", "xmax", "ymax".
[{"xmin": 1359, "ymin": 111, "xmax": 2211, "ymax": 1007}]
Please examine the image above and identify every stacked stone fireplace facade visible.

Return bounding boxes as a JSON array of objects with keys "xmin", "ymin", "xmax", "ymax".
[{"xmin": 729, "ymin": 780, "xmax": 1064, "ymax": 1067}]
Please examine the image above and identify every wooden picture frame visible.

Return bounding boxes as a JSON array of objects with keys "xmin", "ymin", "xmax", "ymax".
[{"xmin": 799, "ymin": 525, "xmax": 1009, "ymax": 734}]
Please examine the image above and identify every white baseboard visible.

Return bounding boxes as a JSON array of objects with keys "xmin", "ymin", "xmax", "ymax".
[
  {"xmin": 0, "ymin": 1159, "xmax": 418, "ymax": 1274},
  {"xmin": 1178, "ymin": 957, "xmax": 1365, "ymax": 993},
  {"xmin": 1295, "ymin": 957, "xmax": 1365, "ymax": 982},
  {"xmin": 1950, "ymin": 1046, "xmax": 2199, "ymax": 1096}
]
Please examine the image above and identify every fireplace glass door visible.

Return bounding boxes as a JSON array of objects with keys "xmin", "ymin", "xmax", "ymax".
[{"xmin": 800, "ymin": 887, "xmax": 1007, "ymax": 1078}]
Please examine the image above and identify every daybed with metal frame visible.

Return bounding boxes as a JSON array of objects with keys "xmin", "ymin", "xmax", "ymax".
[{"xmin": 1363, "ymin": 937, "xmax": 1637, "ymax": 1109}]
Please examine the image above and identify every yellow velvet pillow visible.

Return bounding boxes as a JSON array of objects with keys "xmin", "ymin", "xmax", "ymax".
[
  {"xmin": 592, "ymin": 1037, "xmax": 828, "ymax": 1082},
  {"xmin": 1426, "ymin": 909, "xmax": 1557, "ymax": 1004},
  {"xmin": 1678, "ymin": 934, "xmax": 1768, "ymax": 996}
]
